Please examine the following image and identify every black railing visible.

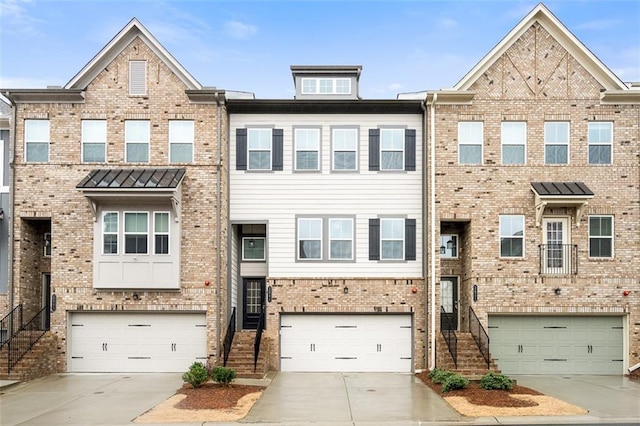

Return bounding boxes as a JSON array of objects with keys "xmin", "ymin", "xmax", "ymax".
[
  {"xmin": 440, "ymin": 306, "xmax": 457, "ymax": 369},
  {"xmin": 0, "ymin": 304, "xmax": 23, "ymax": 348},
  {"xmin": 469, "ymin": 307, "xmax": 490, "ymax": 368},
  {"xmin": 539, "ymin": 244, "xmax": 578, "ymax": 275},
  {"xmin": 6, "ymin": 305, "xmax": 48, "ymax": 374},
  {"xmin": 253, "ymin": 307, "xmax": 265, "ymax": 372},
  {"xmin": 222, "ymin": 307, "xmax": 236, "ymax": 367}
]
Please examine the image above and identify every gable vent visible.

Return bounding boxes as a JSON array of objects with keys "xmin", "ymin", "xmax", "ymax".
[{"xmin": 129, "ymin": 61, "xmax": 147, "ymax": 95}]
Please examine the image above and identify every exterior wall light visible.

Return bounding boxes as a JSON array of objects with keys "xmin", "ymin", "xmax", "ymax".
[
  {"xmin": 343, "ymin": 286, "xmax": 349, "ymax": 294},
  {"xmin": 554, "ymin": 287, "xmax": 561, "ymax": 295}
]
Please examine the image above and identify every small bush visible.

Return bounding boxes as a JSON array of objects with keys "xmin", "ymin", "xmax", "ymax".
[
  {"xmin": 441, "ymin": 373, "xmax": 469, "ymax": 392},
  {"xmin": 211, "ymin": 366, "xmax": 237, "ymax": 386},
  {"xmin": 429, "ymin": 368, "xmax": 456, "ymax": 385},
  {"xmin": 480, "ymin": 372, "xmax": 514, "ymax": 390},
  {"xmin": 182, "ymin": 362, "xmax": 209, "ymax": 388}
]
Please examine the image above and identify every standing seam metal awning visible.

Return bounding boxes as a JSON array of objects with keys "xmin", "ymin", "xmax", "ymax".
[
  {"xmin": 77, "ymin": 168, "xmax": 186, "ymax": 221},
  {"xmin": 531, "ymin": 182, "xmax": 594, "ymax": 226}
]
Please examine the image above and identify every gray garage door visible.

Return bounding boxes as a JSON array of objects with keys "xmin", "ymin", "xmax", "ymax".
[{"xmin": 488, "ymin": 315, "xmax": 623, "ymax": 375}]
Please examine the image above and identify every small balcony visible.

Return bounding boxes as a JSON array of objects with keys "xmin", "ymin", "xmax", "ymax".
[{"xmin": 539, "ymin": 244, "xmax": 578, "ymax": 275}]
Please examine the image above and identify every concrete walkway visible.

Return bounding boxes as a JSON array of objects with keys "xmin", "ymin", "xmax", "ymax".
[{"xmin": 1, "ymin": 372, "xmax": 639, "ymax": 425}]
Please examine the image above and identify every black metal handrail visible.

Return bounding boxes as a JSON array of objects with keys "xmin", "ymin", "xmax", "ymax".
[
  {"xmin": 539, "ymin": 244, "xmax": 578, "ymax": 275},
  {"xmin": 253, "ymin": 307, "xmax": 265, "ymax": 372},
  {"xmin": 6, "ymin": 305, "xmax": 48, "ymax": 374},
  {"xmin": 0, "ymin": 304, "xmax": 23, "ymax": 348},
  {"xmin": 440, "ymin": 306, "xmax": 457, "ymax": 369},
  {"xmin": 469, "ymin": 306, "xmax": 490, "ymax": 368},
  {"xmin": 222, "ymin": 307, "xmax": 236, "ymax": 367}
]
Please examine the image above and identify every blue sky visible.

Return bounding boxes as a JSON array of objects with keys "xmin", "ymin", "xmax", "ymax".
[{"xmin": 1, "ymin": 0, "xmax": 639, "ymax": 98}]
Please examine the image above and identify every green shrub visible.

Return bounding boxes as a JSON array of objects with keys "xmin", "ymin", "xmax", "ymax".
[
  {"xmin": 428, "ymin": 368, "xmax": 456, "ymax": 385},
  {"xmin": 480, "ymin": 372, "xmax": 514, "ymax": 390},
  {"xmin": 211, "ymin": 366, "xmax": 237, "ymax": 386},
  {"xmin": 182, "ymin": 362, "xmax": 209, "ymax": 388},
  {"xmin": 441, "ymin": 373, "xmax": 469, "ymax": 392}
]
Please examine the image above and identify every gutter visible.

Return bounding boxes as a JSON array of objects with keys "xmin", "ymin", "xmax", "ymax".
[
  {"xmin": 5, "ymin": 93, "xmax": 16, "ymax": 311},
  {"xmin": 215, "ymin": 91, "xmax": 223, "ymax": 364},
  {"xmin": 429, "ymin": 93, "xmax": 437, "ymax": 370},
  {"xmin": 420, "ymin": 100, "xmax": 428, "ymax": 370}
]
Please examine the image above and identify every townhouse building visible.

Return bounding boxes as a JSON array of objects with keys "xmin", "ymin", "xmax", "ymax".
[
  {"xmin": 426, "ymin": 4, "xmax": 640, "ymax": 375},
  {"xmin": 1, "ymin": 3, "xmax": 638, "ymax": 379},
  {"xmin": 2, "ymin": 19, "xmax": 228, "ymax": 377}
]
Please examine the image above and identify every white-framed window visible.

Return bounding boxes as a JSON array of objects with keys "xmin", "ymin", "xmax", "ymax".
[
  {"xmin": 44, "ymin": 233, "xmax": 52, "ymax": 257},
  {"xmin": 329, "ymin": 218, "xmax": 354, "ymax": 260},
  {"xmin": 501, "ymin": 122, "xmax": 526, "ymax": 164},
  {"xmin": 588, "ymin": 122, "xmax": 612, "ymax": 164},
  {"xmin": 380, "ymin": 128, "xmax": 404, "ymax": 170},
  {"xmin": 125, "ymin": 120, "xmax": 150, "ymax": 163},
  {"xmin": 82, "ymin": 120, "xmax": 107, "ymax": 163},
  {"xmin": 544, "ymin": 122, "xmax": 569, "ymax": 164},
  {"xmin": 154, "ymin": 212, "xmax": 170, "ymax": 255},
  {"xmin": 25, "ymin": 119, "xmax": 50, "ymax": 162},
  {"xmin": 248, "ymin": 128, "xmax": 272, "ymax": 170},
  {"xmin": 102, "ymin": 211, "xmax": 119, "ymax": 255},
  {"xmin": 588, "ymin": 215, "xmax": 613, "ymax": 258},
  {"xmin": 440, "ymin": 234, "xmax": 458, "ymax": 258},
  {"xmin": 301, "ymin": 78, "xmax": 351, "ymax": 95},
  {"xmin": 499, "ymin": 215, "xmax": 524, "ymax": 258},
  {"xmin": 381, "ymin": 218, "xmax": 404, "ymax": 260},
  {"xmin": 169, "ymin": 120, "xmax": 194, "ymax": 163},
  {"xmin": 332, "ymin": 128, "xmax": 358, "ymax": 171},
  {"xmin": 294, "ymin": 128, "xmax": 320, "ymax": 171},
  {"xmin": 124, "ymin": 212, "xmax": 148, "ymax": 254},
  {"xmin": 242, "ymin": 237, "xmax": 266, "ymax": 261},
  {"xmin": 458, "ymin": 121, "xmax": 483, "ymax": 164},
  {"xmin": 129, "ymin": 60, "xmax": 147, "ymax": 96},
  {"xmin": 297, "ymin": 218, "xmax": 322, "ymax": 260}
]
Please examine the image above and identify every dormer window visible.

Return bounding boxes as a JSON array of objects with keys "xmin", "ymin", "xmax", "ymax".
[{"xmin": 301, "ymin": 78, "xmax": 351, "ymax": 95}]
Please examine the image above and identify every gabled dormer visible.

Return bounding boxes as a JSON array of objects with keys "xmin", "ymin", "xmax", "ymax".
[{"xmin": 291, "ymin": 65, "xmax": 361, "ymax": 100}]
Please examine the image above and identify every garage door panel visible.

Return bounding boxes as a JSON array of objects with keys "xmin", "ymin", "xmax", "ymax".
[
  {"xmin": 280, "ymin": 314, "xmax": 412, "ymax": 372},
  {"xmin": 489, "ymin": 315, "xmax": 624, "ymax": 375}
]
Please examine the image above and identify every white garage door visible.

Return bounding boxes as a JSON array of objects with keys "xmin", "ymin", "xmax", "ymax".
[
  {"xmin": 69, "ymin": 312, "xmax": 207, "ymax": 372},
  {"xmin": 280, "ymin": 314, "xmax": 412, "ymax": 372},
  {"xmin": 488, "ymin": 315, "xmax": 624, "ymax": 375}
]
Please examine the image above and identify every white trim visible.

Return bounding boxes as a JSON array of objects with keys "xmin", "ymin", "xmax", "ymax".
[
  {"xmin": 379, "ymin": 128, "xmax": 405, "ymax": 171},
  {"xmin": 101, "ymin": 211, "xmax": 119, "ymax": 255},
  {"xmin": 458, "ymin": 121, "xmax": 483, "ymax": 165},
  {"xmin": 124, "ymin": 120, "xmax": 150, "ymax": 163},
  {"xmin": 380, "ymin": 218, "xmax": 405, "ymax": 260},
  {"xmin": 328, "ymin": 218, "xmax": 354, "ymax": 261},
  {"xmin": 247, "ymin": 128, "xmax": 273, "ymax": 171},
  {"xmin": 587, "ymin": 121, "xmax": 613, "ymax": 165},
  {"xmin": 544, "ymin": 121, "xmax": 570, "ymax": 165},
  {"xmin": 24, "ymin": 119, "xmax": 50, "ymax": 163},
  {"xmin": 297, "ymin": 217, "xmax": 323, "ymax": 260},
  {"xmin": 331, "ymin": 127, "xmax": 358, "ymax": 172},
  {"xmin": 499, "ymin": 214, "xmax": 525, "ymax": 259},
  {"xmin": 501, "ymin": 121, "xmax": 526, "ymax": 165},
  {"xmin": 81, "ymin": 119, "xmax": 107, "ymax": 163},
  {"xmin": 169, "ymin": 120, "xmax": 195, "ymax": 164},
  {"xmin": 241, "ymin": 237, "xmax": 266, "ymax": 261},
  {"xmin": 124, "ymin": 211, "xmax": 149, "ymax": 255},
  {"xmin": 294, "ymin": 127, "xmax": 321, "ymax": 171},
  {"xmin": 588, "ymin": 215, "xmax": 614, "ymax": 259},
  {"xmin": 153, "ymin": 211, "xmax": 171, "ymax": 255}
]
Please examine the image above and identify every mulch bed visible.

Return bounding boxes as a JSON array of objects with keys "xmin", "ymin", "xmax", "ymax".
[
  {"xmin": 416, "ymin": 371, "xmax": 543, "ymax": 408},
  {"xmin": 175, "ymin": 382, "xmax": 265, "ymax": 410}
]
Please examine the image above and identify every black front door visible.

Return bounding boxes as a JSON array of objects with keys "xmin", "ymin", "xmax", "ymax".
[
  {"xmin": 42, "ymin": 273, "xmax": 51, "ymax": 330},
  {"xmin": 243, "ymin": 278, "xmax": 265, "ymax": 330},
  {"xmin": 441, "ymin": 277, "xmax": 458, "ymax": 330}
]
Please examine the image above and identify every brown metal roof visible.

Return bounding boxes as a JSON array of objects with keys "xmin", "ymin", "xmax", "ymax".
[
  {"xmin": 531, "ymin": 182, "xmax": 594, "ymax": 197},
  {"xmin": 77, "ymin": 168, "xmax": 186, "ymax": 189}
]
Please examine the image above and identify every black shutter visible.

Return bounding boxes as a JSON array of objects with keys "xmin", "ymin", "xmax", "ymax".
[
  {"xmin": 369, "ymin": 218, "xmax": 380, "ymax": 260},
  {"xmin": 405, "ymin": 218, "xmax": 416, "ymax": 261},
  {"xmin": 369, "ymin": 129, "xmax": 380, "ymax": 171},
  {"xmin": 405, "ymin": 129, "xmax": 416, "ymax": 171},
  {"xmin": 272, "ymin": 128, "xmax": 283, "ymax": 171},
  {"xmin": 236, "ymin": 128, "xmax": 247, "ymax": 170}
]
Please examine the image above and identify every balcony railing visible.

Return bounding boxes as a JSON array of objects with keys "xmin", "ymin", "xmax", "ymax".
[{"xmin": 539, "ymin": 244, "xmax": 578, "ymax": 275}]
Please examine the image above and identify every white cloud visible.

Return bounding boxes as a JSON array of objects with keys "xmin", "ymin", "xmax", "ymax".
[
  {"xmin": 224, "ymin": 20, "xmax": 258, "ymax": 40},
  {"xmin": 0, "ymin": 0, "xmax": 43, "ymax": 35}
]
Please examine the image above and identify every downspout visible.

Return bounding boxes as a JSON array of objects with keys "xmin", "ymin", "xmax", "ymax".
[
  {"xmin": 429, "ymin": 92, "xmax": 437, "ymax": 370},
  {"xmin": 215, "ymin": 91, "xmax": 223, "ymax": 364},
  {"xmin": 420, "ymin": 100, "xmax": 428, "ymax": 371},
  {"xmin": 5, "ymin": 94, "xmax": 16, "ymax": 311}
]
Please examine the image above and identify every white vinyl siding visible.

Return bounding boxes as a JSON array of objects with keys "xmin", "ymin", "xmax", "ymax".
[
  {"xmin": 25, "ymin": 119, "xmax": 49, "ymax": 162},
  {"xmin": 169, "ymin": 120, "xmax": 194, "ymax": 163},
  {"xmin": 458, "ymin": 121, "xmax": 483, "ymax": 164},
  {"xmin": 125, "ymin": 120, "xmax": 150, "ymax": 163},
  {"xmin": 230, "ymin": 113, "xmax": 422, "ymax": 278},
  {"xmin": 82, "ymin": 120, "xmax": 107, "ymax": 163},
  {"xmin": 129, "ymin": 60, "xmax": 147, "ymax": 96}
]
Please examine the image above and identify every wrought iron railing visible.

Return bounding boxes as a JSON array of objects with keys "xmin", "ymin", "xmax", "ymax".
[
  {"xmin": 222, "ymin": 307, "xmax": 236, "ymax": 367},
  {"xmin": 539, "ymin": 244, "xmax": 578, "ymax": 275},
  {"xmin": 0, "ymin": 304, "xmax": 23, "ymax": 348},
  {"xmin": 6, "ymin": 305, "xmax": 48, "ymax": 374},
  {"xmin": 469, "ymin": 307, "xmax": 490, "ymax": 368},
  {"xmin": 253, "ymin": 307, "xmax": 265, "ymax": 372},
  {"xmin": 440, "ymin": 306, "xmax": 457, "ymax": 369}
]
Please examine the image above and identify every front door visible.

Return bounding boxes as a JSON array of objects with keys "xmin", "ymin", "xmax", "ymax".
[
  {"xmin": 243, "ymin": 278, "xmax": 265, "ymax": 330},
  {"xmin": 440, "ymin": 277, "xmax": 458, "ymax": 330},
  {"xmin": 542, "ymin": 217, "xmax": 570, "ymax": 274},
  {"xmin": 42, "ymin": 273, "xmax": 51, "ymax": 330}
]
